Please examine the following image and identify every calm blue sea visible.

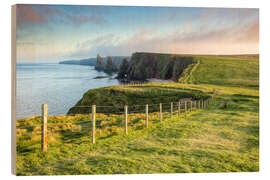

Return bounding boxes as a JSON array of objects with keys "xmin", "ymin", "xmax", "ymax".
[{"xmin": 16, "ymin": 63, "xmax": 121, "ymax": 119}]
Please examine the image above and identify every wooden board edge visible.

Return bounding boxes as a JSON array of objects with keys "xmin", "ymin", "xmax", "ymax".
[{"xmin": 11, "ymin": 4, "xmax": 17, "ymax": 176}]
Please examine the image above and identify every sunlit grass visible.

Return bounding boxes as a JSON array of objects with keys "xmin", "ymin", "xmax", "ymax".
[{"xmin": 16, "ymin": 55, "xmax": 259, "ymax": 175}]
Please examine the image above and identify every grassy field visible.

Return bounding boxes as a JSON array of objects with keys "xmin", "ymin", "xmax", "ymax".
[
  {"xmin": 180, "ymin": 55, "xmax": 259, "ymax": 87},
  {"xmin": 16, "ymin": 55, "xmax": 259, "ymax": 175},
  {"xmin": 67, "ymin": 83, "xmax": 211, "ymax": 114}
]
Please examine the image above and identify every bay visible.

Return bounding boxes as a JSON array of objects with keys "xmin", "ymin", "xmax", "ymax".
[{"xmin": 16, "ymin": 63, "xmax": 121, "ymax": 119}]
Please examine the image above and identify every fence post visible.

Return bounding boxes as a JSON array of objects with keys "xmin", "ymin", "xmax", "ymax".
[
  {"xmin": 41, "ymin": 104, "xmax": 47, "ymax": 152},
  {"xmin": 194, "ymin": 101, "xmax": 197, "ymax": 110},
  {"xmin": 124, "ymin": 105, "xmax": 128, "ymax": 134},
  {"xmin": 178, "ymin": 101, "xmax": 180, "ymax": 116},
  {"xmin": 204, "ymin": 100, "xmax": 205, "ymax": 109},
  {"xmin": 92, "ymin": 105, "xmax": 96, "ymax": 144},
  {"xmin": 170, "ymin": 102, "xmax": 173, "ymax": 118},
  {"xmin": 160, "ymin": 103, "xmax": 162, "ymax": 121},
  {"xmin": 185, "ymin": 101, "xmax": 187, "ymax": 113},
  {"xmin": 190, "ymin": 101, "xmax": 193, "ymax": 111},
  {"xmin": 202, "ymin": 100, "xmax": 204, "ymax": 109},
  {"xmin": 201, "ymin": 100, "xmax": 203, "ymax": 109},
  {"xmin": 146, "ymin": 104, "xmax": 148, "ymax": 128}
]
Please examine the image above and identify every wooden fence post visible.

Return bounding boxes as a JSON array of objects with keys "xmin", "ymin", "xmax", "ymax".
[
  {"xmin": 194, "ymin": 101, "xmax": 197, "ymax": 110},
  {"xmin": 41, "ymin": 104, "xmax": 47, "ymax": 152},
  {"xmin": 185, "ymin": 101, "xmax": 187, "ymax": 113},
  {"xmin": 92, "ymin": 105, "xmax": 96, "ymax": 144},
  {"xmin": 170, "ymin": 102, "xmax": 173, "ymax": 118},
  {"xmin": 160, "ymin": 103, "xmax": 162, "ymax": 121},
  {"xmin": 178, "ymin": 101, "xmax": 180, "ymax": 116},
  {"xmin": 124, "ymin": 105, "xmax": 128, "ymax": 134},
  {"xmin": 190, "ymin": 101, "xmax": 193, "ymax": 111},
  {"xmin": 203, "ymin": 100, "xmax": 205, "ymax": 109},
  {"xmin": 146, "ymin": 104, "xmax": 148, "ymax": 128},
  {"xmin": 201, "ymin": 100, "xmax": 203, "ymax": 109}
]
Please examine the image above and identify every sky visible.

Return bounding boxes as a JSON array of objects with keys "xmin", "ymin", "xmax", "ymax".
[{"xmin": 16, "ymin": 4, "xmax": 259, "ymax": 62}]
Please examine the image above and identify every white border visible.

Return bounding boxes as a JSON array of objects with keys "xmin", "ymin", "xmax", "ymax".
[{"xmin": 1, "ymin": 0, "xmax": 269, "ymax": 179}]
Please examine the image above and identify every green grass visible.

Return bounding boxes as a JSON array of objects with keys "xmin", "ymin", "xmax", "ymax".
[
  {"xmin": 179, "ymin": 55, "xmax": 259, "ymax": 87},
  {"xmin": 67, "ymin": 83, "xmax": 211, "ymax": 114},
  {"xmin": 16, "ymin": 55, "xmax": 259, "ymax": 175}
]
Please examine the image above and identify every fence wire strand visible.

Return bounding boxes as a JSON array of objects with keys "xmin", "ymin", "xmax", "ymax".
[{"xmin": 17, "ymin": 96, "xmax": 216, "ymax": 153}]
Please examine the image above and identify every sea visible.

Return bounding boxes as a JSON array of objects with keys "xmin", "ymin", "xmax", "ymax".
[{"xmin": 16, "ymin": 63, "xmax": 121, "ymax": 119}]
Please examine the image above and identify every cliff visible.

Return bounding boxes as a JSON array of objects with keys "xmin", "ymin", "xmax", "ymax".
[
  {"xmin": 59, "ymin": 58, "xmax": 96, "ymax": 66},
  {"xmin": 117, "ymin": 52, "xmax": 194, "ymax": 81},
  {"xmin": 95, "ymin": 54, "xmax": 106, "ymax": 71},
  {"xmin": 95, "ymin": 55, "xmax": 130, "ymax": 73}
]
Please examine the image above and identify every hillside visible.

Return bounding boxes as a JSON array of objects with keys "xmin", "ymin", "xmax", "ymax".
[
  {"xmin": 70, "ymin": 53, "xmax": 259, "ymax": 116},
  {"xmin": 67, "ymin": 84, "xmax": 211, "ymax": 115},
  {"xmin": 16, "ymin": 83, "xmax": 259, "ymax": 175},
  {"xmin": 179, "ymin": 55, "xmax": 259, "ymax": 87},
  {"xmin": 16, "ymin": 54, "xmax": 259, "ymax": 175},
  {"xmin": 117, "ymin": 52, "xmax": 194, "ymax": 81}
]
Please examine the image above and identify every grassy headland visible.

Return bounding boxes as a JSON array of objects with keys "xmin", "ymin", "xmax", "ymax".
[
  {"xmin": 16, "ymin": 54, "xmax": 259, "ymax": 175},
  {"xmin": 179, "ymin": 55, "xmax": 259, "ymax": 87}
]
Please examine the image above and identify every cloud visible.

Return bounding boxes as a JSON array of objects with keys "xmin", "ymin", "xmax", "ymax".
[
  {"xmin": 16, "ymin": 4, "xmax": 106, "ymax": 27},
  {"xmin": 234, "ymin": 20, "xmax": 259, "ymax": 43},
  {"xmin": 65, "ymin": 14, "xmax": 106, "ymax": 25},
  {"xmin": 16, "ymin": 6, "xmax": 259, "ymax": 61},
  {"xmin": 69, "ymin": 17, "xmax": 259, "ymax": 58},
  {"xmin": 174, "ymin": 19, "xmax": 259, "ymax": 45},
  {"xmin": 16, "ymin": 5, "xmax": 45, "ymax": 26}
]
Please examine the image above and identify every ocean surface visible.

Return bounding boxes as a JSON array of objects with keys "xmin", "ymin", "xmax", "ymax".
[{"xmin": 16, "ymin": 63, "xmax": 121, "ymax": 119}]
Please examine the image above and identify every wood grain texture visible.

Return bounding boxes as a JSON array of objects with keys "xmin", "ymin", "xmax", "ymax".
[{"xmin": 11, "ymin": 4, "xmax": 17, "ymax": 175}]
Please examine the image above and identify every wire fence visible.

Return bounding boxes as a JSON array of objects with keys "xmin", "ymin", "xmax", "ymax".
[{"xmin": 16, "ymin": 96, "xmax": 215, "ymax": 153}]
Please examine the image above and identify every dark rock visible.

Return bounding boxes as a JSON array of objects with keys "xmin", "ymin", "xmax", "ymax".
[{"xmin": 117, "ymin": 52, "xmax": 194, "ymax": 82}]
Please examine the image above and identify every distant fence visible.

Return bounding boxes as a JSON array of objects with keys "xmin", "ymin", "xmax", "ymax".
[
  {"xmin": 119, "ymin": 81, "xmax": 148, "ymax": 87},
  {"xmin": 35, "ymin": 97, "xmax": 214, "ymax": 152}
]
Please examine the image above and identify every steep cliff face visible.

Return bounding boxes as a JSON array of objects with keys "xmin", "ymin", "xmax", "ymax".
[
  {"xmin": 104, "ymin": 56, "xmax": 118, "ymax": 73},
  {"xmin": 117, "ymin": 58, "xmax": 129, "ymax": 79},
  {"xmin": 94, "ymin": 54, "xmax": 106, "ymax": 71},
  {"xmin": 163, "ymin": 56, "xmax": 194, "ymax": 81},
  {"xmin": 95, "ymin": 55, "xmax": 130, "ymax": 73},
  {"xmin": 118, "ymin": 52, "xmax": 194, "ymax": 81}
]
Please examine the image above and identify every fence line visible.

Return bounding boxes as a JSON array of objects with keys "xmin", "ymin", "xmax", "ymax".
[
  {"xmin": 92, "ymin": 105, "xmax": 96, "ymax": 144},
  {"xmin": 41, "ymin": 104, "xmax": 47, "ymax": 152},
  {"xmin": 17, "ymin": 96, "xmax": 216, "ymax": 152}
]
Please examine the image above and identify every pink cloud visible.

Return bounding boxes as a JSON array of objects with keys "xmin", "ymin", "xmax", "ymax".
[
  {"xmin": 16, "ymin": 5, "xmax": 45, "ymax": 25},
  {"xmin": 65, "ymin": 14, "xmax": 106, "ymax": 25},
  {"xmin": 71, "ymin": 18, "xmax": 259, "ymax": 58},
  {"xmin": 16, "ymin": 4, "xmax": 106, "ymax": 27}
]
